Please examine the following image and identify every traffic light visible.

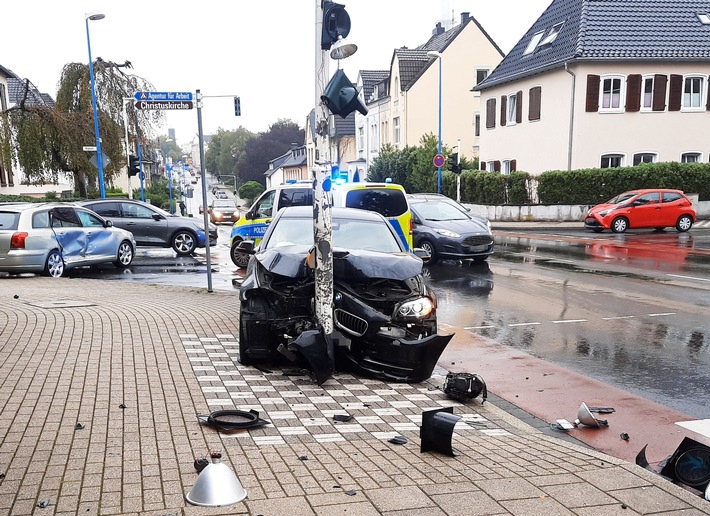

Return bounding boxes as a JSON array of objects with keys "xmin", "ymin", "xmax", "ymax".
[
  {"xmin": 234, "ymin": 96, "xmax": 241, "ymax": 116},
  {"xmin": 321, "ymin": 1, "xmax": 351, "ymax": 51},
  {"xmin": 321, "ymin": 69, "xmax": 367, "ymax": 118},
  {"xmin": 448, "ymin": 153, "xmax": 462, "ymax": 174},
  {"xmin": 128, "ymin": 155, "xmax": 140, "ymax": 177}
]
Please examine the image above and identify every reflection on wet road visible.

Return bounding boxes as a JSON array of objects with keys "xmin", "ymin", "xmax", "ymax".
[{"xmin": 429, "ymin": 229, "xmax": 710, "ymax": 419}]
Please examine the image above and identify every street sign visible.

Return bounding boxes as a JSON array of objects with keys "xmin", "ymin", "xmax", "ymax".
[
  {"xmin": 433, "ymin": 154, "xmax": 445, "ymax": 168},
  {"xmin": 82, "ymin": 145, "xmax": 97, "ymax": 152},
  {"xmin": 134, "ymin": 101, "xmax": 193, "ymax": 110},
  {"xmin": 89, "ymin": 153, "xmax": 110, "ymax": 169},
  {"xmin": 134, "ymin": 91, "xmax": 193, "ymax": 102}
]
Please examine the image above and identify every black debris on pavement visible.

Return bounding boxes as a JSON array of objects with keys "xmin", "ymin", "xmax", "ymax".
[
  {"xmin": 344, "ymin": 490, "xmax": 357, "ymax": 496},
  {"xmin": 388, "ymin": 435, "xmax": 408, "ymax": 445},
  {"xmin": 620, "ymin": 432, "xmax": 630, "ymax": 441},
  {"xmin": 118, "ymin": 404, "xmax": 127, "ymax": 409},
  {"xmin": 36, "ymin": 500, "xmax": 50, "ymax": 508},
  {"xmin": 74, "ymin": 423, "xmax": 85, "ymax": 430},
  {"xmin": 298, "ymin": 455, "xmax": 308, "ymax": 461},
  {"xmin": 13, "ymin": 295, "xmax": 18, "ymax": 299},
  {"xmin": 333, "ymin": 414, "xmax": 353, "ymax": 422}
]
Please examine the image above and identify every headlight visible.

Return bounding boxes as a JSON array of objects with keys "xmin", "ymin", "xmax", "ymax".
[
  {"xmin": 598, "ymin": 209, "xmax": 612, "ymax": 217},
  {"xmin": 396, "ymin": 297, "xmax": 434, "ymax": 319},
  {"xmin": 435, "ymin": 228, "xmax": 460, "ymax": 238}
]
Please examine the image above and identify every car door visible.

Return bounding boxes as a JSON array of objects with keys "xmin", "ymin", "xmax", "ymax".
[
  {"xmin": 50, "ymin": 207, "xmax": 86, "ymax": 266},
  {"xmin": 75, "ymin": 208, "xmax": 115, "ymax": 263},
  {"xmin": 659, "ymin": 191, "xmax": 684, "ymax": 227},
  {"xmin": 628, "ymin": 192, "xmax": 661, "ymax": 228},
  {"xmin": 118, "ymin": 202, "xmax": 168, "ymax": 245},
  {"xmin": 245, "ymin": 190, "xmax": 276, "ymax": 241}
]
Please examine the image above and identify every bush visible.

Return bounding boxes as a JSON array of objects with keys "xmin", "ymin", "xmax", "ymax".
[{"xmin": 238, "ymin": 181, "xmax": 265, "ymax": 205}]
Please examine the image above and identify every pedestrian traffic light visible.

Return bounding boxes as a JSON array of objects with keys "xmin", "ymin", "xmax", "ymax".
[
  {"xmin": 321, "ymin": 69, "xmax": 367, "ymax": 118},
  {"xmin": 321, "ymin": 1, "xmax": 351, "ymax": 51},
  {"xmin": 448, "ymin": 153, "xmax": 462, "ymax": 174},
  {"xmin": 128, "ymin": 155, "xmax": 140, "ymax": 176},
  {"xmin": 234, "ymin": 96, "xmax": 241, "ymax": 116}
]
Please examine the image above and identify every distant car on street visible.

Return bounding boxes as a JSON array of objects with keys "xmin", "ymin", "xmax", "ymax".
[
  {"xmin": 205, "ymin": 199, "xmax": 240, "ymax": 225},
  {"xmin": 77, "ymin": 199, "xmax": 217, "ymax": 255},
  {"xmin": 0, "ymin": 203, "xmax": 135, "ymax": 278},
  {"xmin": 584, "ymin": 189, "xmax": 696, "ymax": 233}
]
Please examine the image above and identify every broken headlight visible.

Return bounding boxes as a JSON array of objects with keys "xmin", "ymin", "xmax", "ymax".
[{"xmin": 395, "ymin": 297, "xmax": 434, "ymax": 319}]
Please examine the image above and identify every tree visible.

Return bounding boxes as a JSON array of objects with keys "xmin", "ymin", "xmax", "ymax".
[
  {"xmin": 204, "ymin": 127, "xmax": 254, "ymax": 182},
  {"xmin": 240, "ymin": 119, "xmax": 304, "ymax": 185},
  {"xmin": 367, "ymin": 144, "xmax": 417, "ymax": 190},
  {"xmin": 238, "ymin": 180, "xmax": 265, "ymax": 205},
  {"xmin": 0, "ymin": 60, "xmax": 160, "ymax": 197}
]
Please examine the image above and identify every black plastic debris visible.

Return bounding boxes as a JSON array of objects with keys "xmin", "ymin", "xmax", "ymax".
[
  {"xmin": 588, "ymin": 407, "xmax": 616, "ymax": 414},
  {"xmin": 659, "ymin": 437, "xmax": 710, "ymax": 491},
  {"xmin": 197, "ymin": 409, "xmax": 270, "ymax": 433},
  {"xmin": 13, "ymin": 295, "xmax": 18, "ymax": 299},
  {"xmin": 118, "ymin": 404, "xmax": 127, "ymax": 409},
  {"xmin": 443, "ymin": 373, "xmax": 487, "ymax": 403},
  {"xmin": 74, "ymin": 423, "xmax": 85, "ymax": 430},
  {"xmin": 620, "ymin": 432, "xmax": 630, "ymax": 441},
  {"xmin": 298, "ymin": 455, "xmax": 308, "ymax": 461},
  {"xmin": 388, "ymin": 435, "xmax": 408, "ymax": 445},
  {"xmin": 194, "ymin": 456, "xmax": 209, "ymax": 473},
  {"xmin": 333, "ymin": 414, "xmax": 353, "ymax": 423},
  {"xmin": 36, "ymin": 500, "xmax": 50, "ymax": 508},
  {"xmin": 420, "ymin": 407, "xmax": 461, "ymax": 457},
  {"xmin": 344, "ymin": 490, "xmax": 357, "ymax": 496}
]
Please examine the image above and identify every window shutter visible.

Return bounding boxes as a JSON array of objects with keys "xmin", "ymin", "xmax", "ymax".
[
  {"xmin": 706, "ymin": 78, "xmax": 710, "ymax": 111},
  {"xmin": 480, "ymin": 161, "xmax": 486, "ymax": 171},
  {"xmin": 515, "ymin": 91, "xmax": 523, "ymax": 123},
  {"xmin": 626, "ymin": 74, "xmax": 641, "ymax": 112},
  {"xmin": 668, "ymin": 74, "xmax": 682, "ymax": 111},
  {"xmin": 486, "ymin": 98, "xmax": 496, "ymax": 128},
  {"xmin": 511, "ymin": 159, "xmax": 517, "ymax": 172},
  {"xmin": 500, "ymin": 95, "xmax": 507, "ymax": 126},
  {"xmin": 585, "ymin": 75, "xmax": 600, "ymax": 112},
  {"xmin": 494, "ymin": 160, "xmax": 501, "ymax": 172},
  {"xmin": 528, "ymin": 86, "xmax": 541, "ymax": 121},
  {"xmin": 653, "ymin": 74, "xmax": 667, "ymax": 111}
]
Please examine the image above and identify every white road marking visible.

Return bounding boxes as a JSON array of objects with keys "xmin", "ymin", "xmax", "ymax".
[
  {"xmin": 508, "ymin": 322, "xmax": 542, "ymax": 327},
  {"xmin": 647, "ymin": 312, "xmax": 676, "ymax": 317},
  {"xmin": 551, "ymin": 319, "xmax": 588, "ymax": 324},
  {"xmin": 602, "ymin": 315, "xmax": 635, "ymax": 320},
  {"xmin": 465, "ymin": 325, "xmax": 497, "ymax": 330},
  {"xmin": 667, "ymin": 274, "xmax": 710, "ymax": 283}
]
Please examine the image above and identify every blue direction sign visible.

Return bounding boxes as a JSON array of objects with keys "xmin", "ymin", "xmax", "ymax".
[{"xmin": 134, "ymin": 91, "xmax": 193, "ymax": 102}]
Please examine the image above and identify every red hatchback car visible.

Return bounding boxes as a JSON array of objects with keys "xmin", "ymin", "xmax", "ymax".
[{"xmin": 584, "ymin": 189, "xmax": 696, "ymax": 233}]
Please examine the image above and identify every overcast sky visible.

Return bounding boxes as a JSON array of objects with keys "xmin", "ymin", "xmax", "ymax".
[{"xmin": 4, "ymin": 0, "xmax": 551, "ymax": 147}]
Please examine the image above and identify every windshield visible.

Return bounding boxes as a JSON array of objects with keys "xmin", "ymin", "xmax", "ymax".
[
  {"xmin": 265, "ymin": 217, "xmax": 402, "ymax": 253},
  {"xmin": 413, "ymin": 201, "xmax": 469, "ymax": 221},
  {"xmin": 213, "ymin": 200, "xmax": 236, "ymax": 208},
  {"xmin": 606, "ymin": 192, "xmax": 638, "ymax": 205}
]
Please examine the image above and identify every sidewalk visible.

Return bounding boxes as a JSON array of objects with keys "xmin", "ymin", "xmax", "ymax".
[{"xmin": 0, "ymin": 278, "xmax": 708, "ymax": 515}]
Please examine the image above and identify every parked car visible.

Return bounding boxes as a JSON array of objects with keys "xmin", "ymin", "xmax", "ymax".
[
  {"xmin": 237, "ymin": 206, "xmax": 452, "ymax": 384},
  {"xmin": 584, "ymin": 189, "xmax": 696, "ymax": 233},
  {"xmin": 408, "ymin": 196, "xmax": 494, "ymax": 265},
  {"xmin": 77, "ymin": 199, "xmax": 217, "ymax": 255},
  {"xmin": 203, "ymin": 199, "xmax": 239, "ymax": 225},
  {"xmin": 0, "ymin": 203, "xmax": 135, "ymax": 278}
]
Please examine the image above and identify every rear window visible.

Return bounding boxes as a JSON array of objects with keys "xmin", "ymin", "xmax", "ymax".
[
  {"xmin": 344, "ymin": 188, "xmax": 408, "ymax": 218},
  {"xmin": 0, "ymin": 211, "xmax": 20, "ymax": 230}
]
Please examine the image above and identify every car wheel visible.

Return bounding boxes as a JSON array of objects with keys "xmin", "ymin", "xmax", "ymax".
[
  {"xmin": 419, "ymin": 240, "xmax": 438, "ymax": 265},
  {"xmin": 676, "ymin": 215, "xmax": 693, "ymax": 233},
  {"xmin": 114, "ymin": 240, "xmax": 134, "ymax": 267},
  {"xmin": 43, "ymin": 250, "xmax": 65, "ymax": 278},
  {"xmin": 231, "ymin": 239, "xmax": 251, "ymax": 268},
  {"xmin": 611, "ymin": 217, "xmax": 628, "ymax": 233},
  {"xmin": 592, "ymin": 227, "xmax": 604, "ymax": 233},
  {"xmin": 172, "ymin": 230, "xmax": 197, "ymax": 255}
]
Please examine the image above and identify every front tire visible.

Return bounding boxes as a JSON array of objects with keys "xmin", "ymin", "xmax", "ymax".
[
  {"xmin": 611, "ymin": 217, "xmax": 629, "ymax": 233},
  {"xmin": 43, "ymin": 250, "xmax": 65, "ymax": 278},
  {"xmin": 676, "ymin": 215, "xmax": 693, "ymax": 233},
  {"xmin": 114, "ymin": 241, "xmax": 134, "ymax": 267},
  {"xmin": 419, "ymin": 240, "xmax": 438, "ymax": 265},
  {"xmin": 172, "ymin": 231, "xmax": 197, "ymax": 255},
  {"xmin": 231, "ymin": 239, "xmax": 251, "ymax": 268}
]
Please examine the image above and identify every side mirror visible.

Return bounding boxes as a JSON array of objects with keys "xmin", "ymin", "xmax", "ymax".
[
  {"xmin": 236, "ymin": 240, "xmax": 256, "ymax": 255},
  {"xmin": 245, "ymin": 210, "xmax": 254, "ymax": 220},
  {"xmin": 413, "ymin": 247, "xmax": 431, "ymax": 261},
  {"xmin": 104, "ymin": 220, "xmax": 113, "ymax": 228}
]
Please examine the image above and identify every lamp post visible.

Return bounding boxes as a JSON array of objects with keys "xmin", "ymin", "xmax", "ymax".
[
  {"xmin": 427, "ymin": 51, "xmax": 443, "ymax": 194},
  {"xmin": 85, "ymin": 12, "xmax": 106, "ymax": 199}
]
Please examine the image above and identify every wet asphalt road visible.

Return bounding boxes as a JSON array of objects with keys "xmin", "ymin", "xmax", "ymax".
[{"xmin": 71, "ymin": 224, "xmax": 710, "ymax": 419}]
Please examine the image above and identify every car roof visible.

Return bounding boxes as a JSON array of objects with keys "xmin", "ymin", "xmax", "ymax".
[
  {"xmin": 0, "ymin": 202, "xmax": 67, "ymax": 212},
  {"xmin": 279, "ymin": 205, "xmax": 387, "ymax": 222}
]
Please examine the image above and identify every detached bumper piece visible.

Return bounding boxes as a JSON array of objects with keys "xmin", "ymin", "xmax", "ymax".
[
  {"xmin": 443, "ymin": 372, "xmax": 487, "ymax": 402},
  {"xmin": 283, "ymin": 329, "xmax": 334, "ymax": 386}
]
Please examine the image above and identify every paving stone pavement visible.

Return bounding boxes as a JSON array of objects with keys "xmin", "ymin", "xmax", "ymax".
[{"xmin": 0, "ymin": 278, "xmax": 708, "ymax": 516}]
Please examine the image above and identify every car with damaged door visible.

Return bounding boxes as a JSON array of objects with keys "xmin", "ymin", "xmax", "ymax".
[
  {"xmin": 0, "ymin": 203, "xmax": 135, "ymax": 278},
  {"xmin": 78, "ymin": 198, "xmax": 217, "ymax": 255},
  {"xmin": 237, "ymin": 206, "xmax": 453, "ymax": 384}
]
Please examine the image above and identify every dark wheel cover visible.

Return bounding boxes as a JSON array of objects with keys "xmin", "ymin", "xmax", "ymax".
[
  {"xmin": 43, "ymin": 251, "xmax": 65, "ymax": 278},
  {"xmin": 114, "ymin": 241, "xmax": 134, "ymax": 267},
  {"xmin": 172, "ymin": 231, "xmax": 197, "ymax": 255},
  {"xmin": 420, "ymin": 240, "xmax": 438, "ymax": 265},
  {"xmin": 611, "ymin": 217, "xmax": 628, "ymax": 233},
  {"xmin": 676, "ymin": 215, "xmax": 693, "ymax": 233},
  {"xmin": 231, "ymin": 239, "xmax": 251, "ymax": 268}
]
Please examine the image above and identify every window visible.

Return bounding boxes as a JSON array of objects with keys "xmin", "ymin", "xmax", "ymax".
[
  {"xmin": 77, "ymin": 210, "xmax": 105, "ymax": 227},
  {"xmin": 632, "ymin": 153, "xmax": 657, "ymax": 166},
  {"xmin": 475, "ymin": 69, "xmax": 489, "ymax": 85},
  {"xmin": 121, "ymin": 203, "xmax": 154, "ymax": 219},
  {"xmin": 393, "ymin": 117, "xmax": 400, "ymax": 145},
  {"xmin": 474, "ymin": 114, "xmax": 480, "ymax": 137},
  {"xmin": 529, "ymin": 86, "xmax": 542, "ymax": 121},
  {"xmin": 486, "ymin": 160, "xmax": 496, "ymax": 171},
  {"xmin": 539, "ymin": 23, "xmax": 563, "ymax": 46},
  {"xmin": 502, "ymin": 160, "xmax": 512, "ymax": 175},
  {"xmin": 663, "ymin": 192, "xmax": 683, "ymax": 203},
  {"xmin": 523, "ymin": 31, "xmax": 544, "ymax": 56},
  {"xmin": 600, "ymin": 154, "xmax": 625, "ymax": 168},
  {"xmin": 698, "ymin": 13, "xmax": 710, "ymax": 24},
  {"xmin": 358, "ymin": 127, "xmax": 364, "ymax": 157},
  {"xmin": 683, "ymin": 76, "xmax": 705, "ymax": 109},
  {"xmin": 370, "ymin": 122, "xmax": 378, "ymax": 148},
  {"xmin": 641, "ymin": 76, "xmax": 654, "ymax": 110},
  {"xmin": 600, "ymin": 76, "xmax": 625, "ymax": 112},
  {"xmin": 507, "ymin": 94, "xmax": 517, "ymax": 125},
  {"xmin": 486, "ymin": 98, "xmax": 496, "ymax": 128},
  {"xmin": 32, "ymin": 211, "xmax": 50, "ymax": 229},
  {"xmin": 681, "ymin": 152, "xmax": 702, "ymax": 163}
]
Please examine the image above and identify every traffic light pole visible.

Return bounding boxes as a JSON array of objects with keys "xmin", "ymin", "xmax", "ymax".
[
  {"xmin": 456, "ymin": 138, "xmax": 461, "ymax": 202},
  {"xmin": 122, "ymin": 98, "xmax": 133, "ymax": 199}
]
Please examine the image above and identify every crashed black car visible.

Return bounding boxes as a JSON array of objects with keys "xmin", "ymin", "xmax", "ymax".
[{"xmin": 238, "ymin": 206, "xmax": 453, "ymax": 384}]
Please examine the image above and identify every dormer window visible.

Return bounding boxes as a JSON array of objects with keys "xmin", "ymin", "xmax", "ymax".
[
  {"xmin": 523, "ymin": 31, "xmax": 544, "ymax": 56},
  {"xmin": 540, "ymin": 23, "xmax": 564, "ymax": 46},
  {"xmin": 698, "ymin": 13, "xmax": 710, "ymax": 24}
]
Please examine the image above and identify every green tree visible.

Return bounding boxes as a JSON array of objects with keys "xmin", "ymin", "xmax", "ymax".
[
  {"xmin": 204, "ymin": 127, "xmax": 254, "ymax": 183},
  {"xmin": 410, "ymin": 133, "xmax": 452, "ymax": 193},
  {"xmin": 0, "ymin": 60, "xmax": 160, "ymax": 197},
  {"xmin": 238, "ymin": 180, "xmax": 265, "ymax": 205},
  {"xmin": 240, "ymin": 119, "xmax": 304, "ymax": 185},
  {"xmin": 367, "ymin": 144, "xmax": 417, "ymax": 190}
]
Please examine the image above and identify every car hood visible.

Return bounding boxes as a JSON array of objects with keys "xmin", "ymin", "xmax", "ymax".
[
  {"xmin": 423, "ymin": 218, "xmax": 490, "ymax": 234},
  {"xmin": 254, "ymin": 244, "xmax": 423, "ymax": 280},
  {"xmin": 588, "ymin": 203, "xmax": 622, "ymax": 214}
]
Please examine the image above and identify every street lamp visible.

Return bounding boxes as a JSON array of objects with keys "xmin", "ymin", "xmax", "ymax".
[
  {"xmin": 85, "ymin": 11, "xmax": 106, "ymax": 199},
  {"xmin": 427, "ymin": 51, "xmax": 443, "ymax": 194}
]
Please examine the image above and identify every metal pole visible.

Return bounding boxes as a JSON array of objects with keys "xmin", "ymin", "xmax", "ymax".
[
  {"xmin": 137, "ymin": 142, "xmax": 145, "ymax": 202},
  {"xmin": 437, "ymin": 55, "xmax": 442, "ymax": 194},
  {"xmin": 314, "ymin": 0, "xmax": 333, "ymax": 336},
  {"xmin": 456, "ymin": 138, "xmax": 461, "ymax": 202},
  {"xmin": 86, "ymin": 17, "xmax": 106, "ymax": 199},
  {"xmin": 196, "ymin": 89, "xmax": 213, "ymax": 293},
  {"xmin": 122, "ymin": 98, "xmax": 132, "ymax": 199},
  {"xmin": 166, "ymin": 141, "xmax": 173, "ymax": 214}
]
